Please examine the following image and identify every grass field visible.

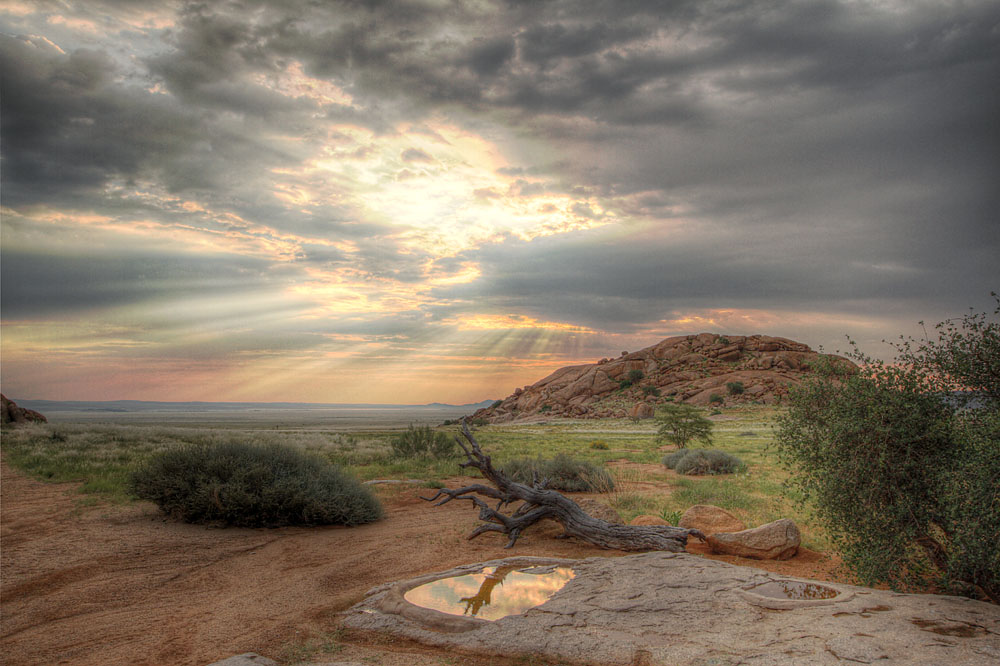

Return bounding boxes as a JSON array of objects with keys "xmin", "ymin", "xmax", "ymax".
[{"xmin": 0, "ymin": 406, "xmax": 829, "ymax": 549}]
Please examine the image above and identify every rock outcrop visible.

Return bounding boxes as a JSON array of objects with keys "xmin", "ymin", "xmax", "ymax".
[
  {"xmin": 1, "ymin": 395, "xmax": 47, "ymax": 425},
  {"xmin": 473, "ymin": 333, "xmax": 854, "ymax": 422}
]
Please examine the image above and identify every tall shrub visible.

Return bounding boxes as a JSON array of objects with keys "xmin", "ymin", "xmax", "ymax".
[{"xmin": 775, "ymin": 297, "xmax": 999, "ymax": 602}]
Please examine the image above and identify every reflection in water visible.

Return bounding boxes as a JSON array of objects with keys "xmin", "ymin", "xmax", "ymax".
[
  {"xmin": 749, "ymin": 580, "xmax": 838, "ymax": 600},
  {"xmin": 404, "ymin": 566, "xmax": 575, "ymax": 621}
]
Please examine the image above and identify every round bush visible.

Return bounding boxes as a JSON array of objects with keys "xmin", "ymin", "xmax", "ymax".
[
  {"xmin": 662, "ymin": 448, "xmax": 744, "ymax": 475},
  {"xmin": 500, "ymin": 454, "xmax": 614, "ymax": 492},
  {"xmin": 129, "ymin": 442, "xmax": 383, "ymax": 527}
]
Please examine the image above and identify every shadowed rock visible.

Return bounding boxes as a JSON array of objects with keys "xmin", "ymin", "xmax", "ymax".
[{"xmin": 1, "ymin": 395, "xmax": 47, "ymax": 425}]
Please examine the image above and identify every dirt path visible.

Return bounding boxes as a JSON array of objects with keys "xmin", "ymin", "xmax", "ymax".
[{"xmin": 1, "ymin": 460, "xmax": 842, "ymax": 665}]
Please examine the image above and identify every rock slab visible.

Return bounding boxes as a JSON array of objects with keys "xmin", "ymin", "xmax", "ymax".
[
  {"xmin": 342, "ymin": 552, "xmax": 1000, "ymax": 666},
  {"xmin": 707, "ymin": 517, "xmax": 801, "ymax": 560}
]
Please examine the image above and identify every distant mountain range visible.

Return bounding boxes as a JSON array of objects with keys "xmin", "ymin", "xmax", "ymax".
[{"xmin": 10, "ymin": 399, "xmax": 497, "ymax": 413}]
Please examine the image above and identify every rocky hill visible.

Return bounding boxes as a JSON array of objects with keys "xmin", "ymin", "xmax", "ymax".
[{"xmin": 472, "ymin": 333, "xmax": 854, "ymax": 422}]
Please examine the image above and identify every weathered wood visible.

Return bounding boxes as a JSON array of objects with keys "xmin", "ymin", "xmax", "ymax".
[{"xmin": 422, "ymin": 420, "xmax": 705, "ymax": 552}]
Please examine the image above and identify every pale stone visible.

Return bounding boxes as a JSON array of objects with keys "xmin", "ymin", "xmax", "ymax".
[{"xmin": 707, "ymin": 518, "xmax": 801, "ymax": 560}]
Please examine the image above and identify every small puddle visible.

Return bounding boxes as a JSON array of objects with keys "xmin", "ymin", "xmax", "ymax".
[
  {"xmin": 748, "ymin": 580, "xmax": 839, "ymax": 601},
  {"xmin": 403, "ymin": 565, "xmax": 575, "ymax": 621}
]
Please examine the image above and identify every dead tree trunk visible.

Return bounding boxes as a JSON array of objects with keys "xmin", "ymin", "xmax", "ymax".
[{"xmin": 422, "ymin": 420, "xmax": 705, "ymax": 552}]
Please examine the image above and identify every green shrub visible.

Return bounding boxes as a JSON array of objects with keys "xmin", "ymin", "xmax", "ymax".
[
  {"xmin": 390, "ymin": 425, "xmax": 457, "ymax": 459},
  {"xmin": 655, "ymin": 403, "xmax": 713, "ymax": 449},
  {"xmin": 590, "ymin": 440, "xmax": 609, "ymax": 450},
  {"xmin": 662, "ymin": 448, "xmax": 691, "ymax": 469},
  {"xmin": 491, "ymin": 400, "xmax": 503, "ymax": 409},
  {"xmin": 129, "ymin": 442, "xmax": 382, "ymax": 527},
  {"xmin": 662, "ymin": 448, "xmax": 744, "ymax": 475},
  {"xmin": 708, "ymin": 393, "xmax": 724, "ymax": 404},
  {"xmin": 539, "ymin": 404, "xmax": 552, "ymax": 413},
  {"xmin": 775, "ymin": 297, "xmax": 999, "ymax": 602},
  {"xmin": 718, "ymin": 337, "xmax": 730, "ymax": 345},
  {"xmin": 500, "ymin": 454, "xmax": 614, "ymax": 492},
  {"xmin": 642, "ymin": 386, "xmax": 661, "ymax": 397},
  {"xmin": 726, "ymin": 381, "xmax": 744, "ymax": 395},
  {"xmin": 628, "ymin": 369, "xmax": 645, "ymax": 384}
]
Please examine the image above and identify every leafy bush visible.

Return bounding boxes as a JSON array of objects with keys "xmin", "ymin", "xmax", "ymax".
[
  {"xmin": 500, "ymin": 454, "xmax": 614, "ymax": 492},
  {"xmin": 129, "ymin": 442, "xmax": 383, "ymax": 527},
  {"xmin": 642, "ymin": 385, "xmax": 661, "ymax": 397},
  {"xmin": 491, "ymin": 399, "xmax": 503, "ymax": 408},
  {"xmin": 775, "ymin": 297, "xmax": 999, "ymax": 602},
  {"xmin": 390, "ymin": 425, "xmax": 457, "ymax": 459},
  {"xmin": 627, "ymin": 369, "xmax": 645, "ymax": 384},
  {"xmin": 662, "ymin": 448, "xmax": 744, "ymax": 475},
  {"xmin": 662, "ymin": 448, "xmax": 691, "ymax": 469},
  {"xmin": 655, "ymin": 403, "xmax": 713, "ymax": 449},
  {"xmin": 708, "ymin": 393, "xmax": 724, "ymax": 404},
  {"xmin": 726, "ymin": 381, "xmax": 744, "ymax": 395},
  {"xmin": 590, "ymin": 440, "xmax": 609, "ymax": 450},
  {"xmin": 539, "ymin": 404, "xmax": 552, "ymax": 413}
]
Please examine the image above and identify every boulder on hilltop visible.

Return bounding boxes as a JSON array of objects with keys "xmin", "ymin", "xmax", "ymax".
[
  {"xmin": 1, "ymin": 394, "xmax": 47, "ymax": 426},
  {"xmin": 472, "ymin": 333, "xmax": 855, "ymax": 423}
]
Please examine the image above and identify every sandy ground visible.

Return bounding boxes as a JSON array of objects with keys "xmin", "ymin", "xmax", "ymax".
[{"xmin": 1, "ymin": 460, "xmax": 843, "ymax": 666}]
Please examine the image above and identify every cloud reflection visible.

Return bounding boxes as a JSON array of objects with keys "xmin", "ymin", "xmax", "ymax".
[{"xmin": 403, "ymin": 566, "xmax": 575, "ymax": 621}]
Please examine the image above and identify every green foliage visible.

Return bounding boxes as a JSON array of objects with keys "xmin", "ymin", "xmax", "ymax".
[
  {"xmin": 662, "ymin": 448, "xmax": 744, "ymax": 475},
  {"xmin": 939, "ymin": 410, "xmax": 1000, "ymax": 598},
  {"xmin": 641, "ymin": 385, "xmax": 661, "ymax": 397},
  {"xmin": 129, "ymin": 442, "xmax": 383, "ymax": 527},
  {"xmin": 708, "ymin": 393, "xmax": 724, "ymax": 404},
  {"xmin": 500, "ymin": 453, "xmax": 614, "ymax": 492},
  {"xmin": 539, "ymin": 404, "xmax": 552, "ymax": 413},
  {"xmin": 491, "ymin": 400, "xmax": 503, "ymax": 409},
  {"xmin": 662, "ymin": 448, "xmax": 691, "ymax": 469},
  {"xmin": 718, "ymin": 337, "xmax": 731, "ymax": 345},
  {"xmin": 726, "ymin": 381, "xmax": 745, "ymax": 395},
  {"xmin": 617, "ymin": 379, "xmax": 633, "ymax": 390},
  {"xmin": 627, "ymin": 369, "xmax": 645, "ymax": 384},
  {"xmin": 655, "ymin": 403, "xmax": 713, "ymax": 449},
  {"xmin": 390, "ymin": 425, "xmax": 457, "ymax": 459},
  {"xmin": 589, "ymin": 440, "xmax": 609, "ymax": 450},
  {"xmin": 775, "ymin": 298, "xmax": 1000, "ymax": 602}
]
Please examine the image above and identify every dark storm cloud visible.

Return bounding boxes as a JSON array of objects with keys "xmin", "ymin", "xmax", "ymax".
[{"xmin": 0, "ymin": 33, "xmax": 291, "ymax": 208}]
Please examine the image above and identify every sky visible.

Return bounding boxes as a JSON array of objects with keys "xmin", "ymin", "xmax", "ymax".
[{"xmin": 1, "ymin": 0, "xmax": 998, "ymax": 404}]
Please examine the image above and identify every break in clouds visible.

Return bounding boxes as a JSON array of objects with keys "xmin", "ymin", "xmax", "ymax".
[{"xmin": 1, "ymin": 0, "xmax": 998, "ymax": 402}]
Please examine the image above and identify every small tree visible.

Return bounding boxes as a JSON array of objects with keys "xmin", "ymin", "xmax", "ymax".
[
  {"xmin": 655, "ymin": 403, "xmax": 713, "ymax": 449},
  {"xmin": 627, "ymin": 369, "xmax": 645, "ymax": 384}
]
